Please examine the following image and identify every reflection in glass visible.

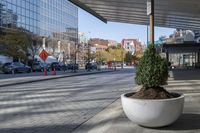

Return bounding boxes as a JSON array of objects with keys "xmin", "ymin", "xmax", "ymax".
[{"xmin": 0, "ymin": 0, "xmax": 78, "ymax": 60}]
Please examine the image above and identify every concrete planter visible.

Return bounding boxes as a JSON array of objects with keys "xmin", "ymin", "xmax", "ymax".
[{"xmin": 121, "ymin": 92, "xmax": 184, "ymax": 127}]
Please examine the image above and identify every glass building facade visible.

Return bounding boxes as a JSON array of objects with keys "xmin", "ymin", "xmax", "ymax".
[{"xmin": 0, "ymin": 0, "xmax": 78, "ymax": 59}]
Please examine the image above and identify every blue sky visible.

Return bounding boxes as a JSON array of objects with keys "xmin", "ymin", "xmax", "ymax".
[{"xmin": 78, "ymin": 9, "xmax": 175, "ymax": 44}]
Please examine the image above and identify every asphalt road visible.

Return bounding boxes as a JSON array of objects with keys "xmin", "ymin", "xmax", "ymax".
[{"xmin": 0, "ymin": 68, "xmax": 136, "ymax": 133}]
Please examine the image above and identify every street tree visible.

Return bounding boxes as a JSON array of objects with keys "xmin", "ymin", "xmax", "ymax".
[{"xmin": 0, "ymin": 28, "xmax": 32, "ymax": 62}]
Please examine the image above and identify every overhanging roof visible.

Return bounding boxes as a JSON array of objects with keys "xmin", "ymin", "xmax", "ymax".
[{"xmin": 69, "ymin": 0, "xmax": 200, "ymax": 31}]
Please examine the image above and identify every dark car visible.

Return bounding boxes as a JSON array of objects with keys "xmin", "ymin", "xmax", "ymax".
[
  {"xmin": 32, "ymin": 62, "xmax": 50, "ymax": 72},
  {"xmin": 58, "ymin": 62, "xmax": 67, "ymax": 71},
  {"xmin": 32, "ymin": 62, "xmax": 43, "ymax": 72},
  {"xmin": 50, "ymin": 62, "xmax": 62, "ymax": 71},
  {"xmin": 85, "ymin": 62, "xmax": 97, "ymax": 71},
  {"xmin": 2, "ymin": 62, "xmax": 31, "ymax": 74},
  {"xmin": 67, "ymin": 63, "xmax": 79, "ymax": 70}
]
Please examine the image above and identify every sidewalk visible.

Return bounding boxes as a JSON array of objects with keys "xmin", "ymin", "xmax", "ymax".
[
  {"xmin": 72, "ymin": 69, "xmax": 200, "ymax": 133},
  {"xmin": 0, "ymin": 69, "xmax": 114, "ymax": 87}
]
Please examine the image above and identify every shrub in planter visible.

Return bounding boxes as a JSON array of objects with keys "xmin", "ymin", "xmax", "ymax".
[
  {"xmin": 121, "ymin": 44, "xmax": 184, "ymax": 127},
  {"xmin": 133, "ymin": 44, "xmax": 174, "ymax": 99}
]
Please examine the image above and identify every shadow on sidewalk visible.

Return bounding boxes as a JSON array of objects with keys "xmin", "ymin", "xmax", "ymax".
[{"xmin": 155, "ymin": 113, "xmax": 200, "ymax": 130}]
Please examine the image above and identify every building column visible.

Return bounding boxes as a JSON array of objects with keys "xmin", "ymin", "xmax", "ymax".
[
  {"xmin": 166, "ymin": 49, "xmax": 169, "ymax": 63},
  {"xmin": 42, "ymin": 37, "xmax": 46, "ymax": 50},
  {"xmin": 58, "ymin": 41, "xmax": 61, "ymax": 53}
]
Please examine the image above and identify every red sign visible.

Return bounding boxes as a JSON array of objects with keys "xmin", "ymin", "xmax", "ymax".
[{"xmin": 39, "ymin": 50, "xmax": 48, "ymax": 61}]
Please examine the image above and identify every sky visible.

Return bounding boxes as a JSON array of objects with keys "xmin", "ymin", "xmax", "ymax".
[{"xmin": 78, "ymin": 8, "xmax": 175, "ymax": 44}]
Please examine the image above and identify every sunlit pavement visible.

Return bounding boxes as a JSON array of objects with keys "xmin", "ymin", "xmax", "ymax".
[
  {"xmin": 0, "ymin": 68, "xmax": 135, "ymax": 133},
  {"xmin": 1, "ymin": 68, "xmax": 198, "ymax": 133},
  {"xmin": 72, "ymin": 69, "xmax": 200, "ymax": 133}
]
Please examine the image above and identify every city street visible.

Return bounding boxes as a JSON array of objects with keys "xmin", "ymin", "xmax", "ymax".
[
  {"xmin": 0, "ymin": 68, "xmax": 135, "ymax": 133},
  {"xmin": 0, "ymin": 66, "xmax": 109, "ymax": 80}
]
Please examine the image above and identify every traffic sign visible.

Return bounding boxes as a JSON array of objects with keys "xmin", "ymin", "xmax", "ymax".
[
  {"xmin": 39, "ymin": 50, "xmax": 48, "ymax": 61},
  {"xmin": 147, "ymin": 0, "xmax": 152, "ymax": 15}
]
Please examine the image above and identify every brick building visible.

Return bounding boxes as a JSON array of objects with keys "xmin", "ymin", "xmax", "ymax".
[{"xmin": 89, "ymin": 38, "xmax": 109, "ymax": 51}]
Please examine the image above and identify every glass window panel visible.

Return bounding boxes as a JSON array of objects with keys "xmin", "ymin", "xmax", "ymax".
[
  {"xmin": 17, "ymin": 6, "xmax": 21, "ymax": 14},
  {"xmin": 30, "ymin": 19, "xmax": 33, "ymax": 26},
  {"xmin": 22, "ymin": 1, "xmax": 25, "ymax": 8},
  {"xmin": 25, "ymin": 9, "xmax": 29, "ymax": 17},
  {"xmin": 25, "ymin": 17, "xmax": 29, "ymax": 25},
  {"xmin": 21, "ymin": 8, "xmax": 25, "ymax": 16},
  {"xmin": 11, "ymin": 3, "xmax": 16, "ymax": 13},
  {"xmin": 30, "ymin": 26, "xmax": 33, "ymax": 32},
  {"xmin": 7, "ymin": 3, "xmax": 11, "ymax": 10},
  {"xmin": 12, "ymin": 0, "xmax": 16, "ymax": 5},
  {"xmin": 26, "ymin": 24, "xmax": 30, "ymax": 31},
  {"xmin": 17, "ymin": 0, "xmax": 21, "ymax": 6}
]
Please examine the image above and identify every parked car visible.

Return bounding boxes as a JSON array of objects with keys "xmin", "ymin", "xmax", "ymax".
[
  {"xmin": 41, "ymin": 62, "xmax": 51, "ymax": 71},
  {"xmin": 50, "ymin": 62, "xmax": 62, "ymax": 71},
  {"xmin": 2, "ymin": 62, "xmax": 31, "ymax": 74},
  {"xmin": 67, "ymin": 63, "xmax": 79, "ymax": 70},
  {"xmin": 32, "ymin": 62, "xmax": 51, "ymax": 72},
  {"xmin": 32, "ymin": 62, "xmax": 42, "ymax": 72},
  {"xmin": 85, "ymin": 62, "xmax": 97, "ymax": 70},
  {"xmin": 58, "ymin": 62, "xmax": 67, "ymax": 71}
]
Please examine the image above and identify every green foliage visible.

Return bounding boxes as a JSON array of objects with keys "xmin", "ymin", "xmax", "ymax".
[
  {"xmin": 99, "ymin": 46, "xmax": 125, "ymax": 62},
  {"xmin": 135, "ymin": 44, "xmax": 168, "ymax": 88},
  {"xmin": 124, "ymin": 52, "xmax": 133, "ymax": 63},
  {"xmin": 0, "ymin": 28, "xmax": 31, "ymax": 61}
]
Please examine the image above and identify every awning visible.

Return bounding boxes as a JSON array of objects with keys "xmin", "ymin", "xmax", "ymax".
[{"xmin": 69, "ymin": 0, "xmax": 200, "ymax": 31}]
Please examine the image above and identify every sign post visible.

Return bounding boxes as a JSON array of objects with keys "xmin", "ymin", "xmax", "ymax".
[
  {"xmin": 39, "ymin": 50, "xmax": 48, "ymax": 76},
  {"xmin": 147, "ymin": 0, "xmax": 154, "ymax": 44}
]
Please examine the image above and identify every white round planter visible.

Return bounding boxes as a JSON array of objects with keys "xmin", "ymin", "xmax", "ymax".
[{"xmin": 121, "ymin": 92, "xmax": 184, "ymax": 127}]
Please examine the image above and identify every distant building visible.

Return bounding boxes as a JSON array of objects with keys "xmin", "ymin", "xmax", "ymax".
[
  {"xmin": 108, "ymin": 40, "xmax": 118, "ymax": 47},
  {"xmin": 89, "ymin": 38, "xmax": 109, "ymax": 51},
  {"xmin": 121, "ymin": 39, "xmax": 143, "ymax": 55},
  {"xmin": 165, "ymin": 29, "xmax": 196, "ymax": 44}
]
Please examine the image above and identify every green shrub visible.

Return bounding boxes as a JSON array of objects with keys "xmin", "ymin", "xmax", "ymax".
[{"xmin": 135, "ymin": 44, "xmax": 168, "ymax": 88}]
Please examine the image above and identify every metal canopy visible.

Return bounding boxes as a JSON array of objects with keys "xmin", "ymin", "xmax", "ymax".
[{"xmin": 69, "ymin": 0, "xmax": 200, "ymax": 30}]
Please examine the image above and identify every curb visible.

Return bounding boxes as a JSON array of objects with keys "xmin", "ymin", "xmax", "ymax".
[{"xmin": 0, "ymin": 70, "xmax": 115, "ymax": 87}]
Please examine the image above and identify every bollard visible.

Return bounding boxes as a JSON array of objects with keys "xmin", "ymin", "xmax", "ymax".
[
  {"xmin": 44, "ymin": 68, "xmax": 47, "ymax": 76},
  {"xmin": 52, "ymin": 68, "xmax": 56, "ymax": 75}
]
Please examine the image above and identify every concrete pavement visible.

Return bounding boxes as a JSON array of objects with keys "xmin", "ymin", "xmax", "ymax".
[
  {"xmin": 0, "ymin": 68, "xmax": 134, "ymax": 133},
  {"xmin": 72, "ymin": 69, "xmax": 200, "ymax": 133},
  {"xmin": 1, "ymin": 68, "xmax": 199, "ymax": 133}
]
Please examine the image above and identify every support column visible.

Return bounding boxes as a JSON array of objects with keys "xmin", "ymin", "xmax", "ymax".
[
  {"xmin": 166, "ymin": 49, "xmax": 169, "ymax": 63},
  {"xmin": 147, "ymin": 25, "xmax": 149, "ymax": 45},
  {"xmin": 149, "ymin": 0, "xmax": 154, "ymax": 44}
]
